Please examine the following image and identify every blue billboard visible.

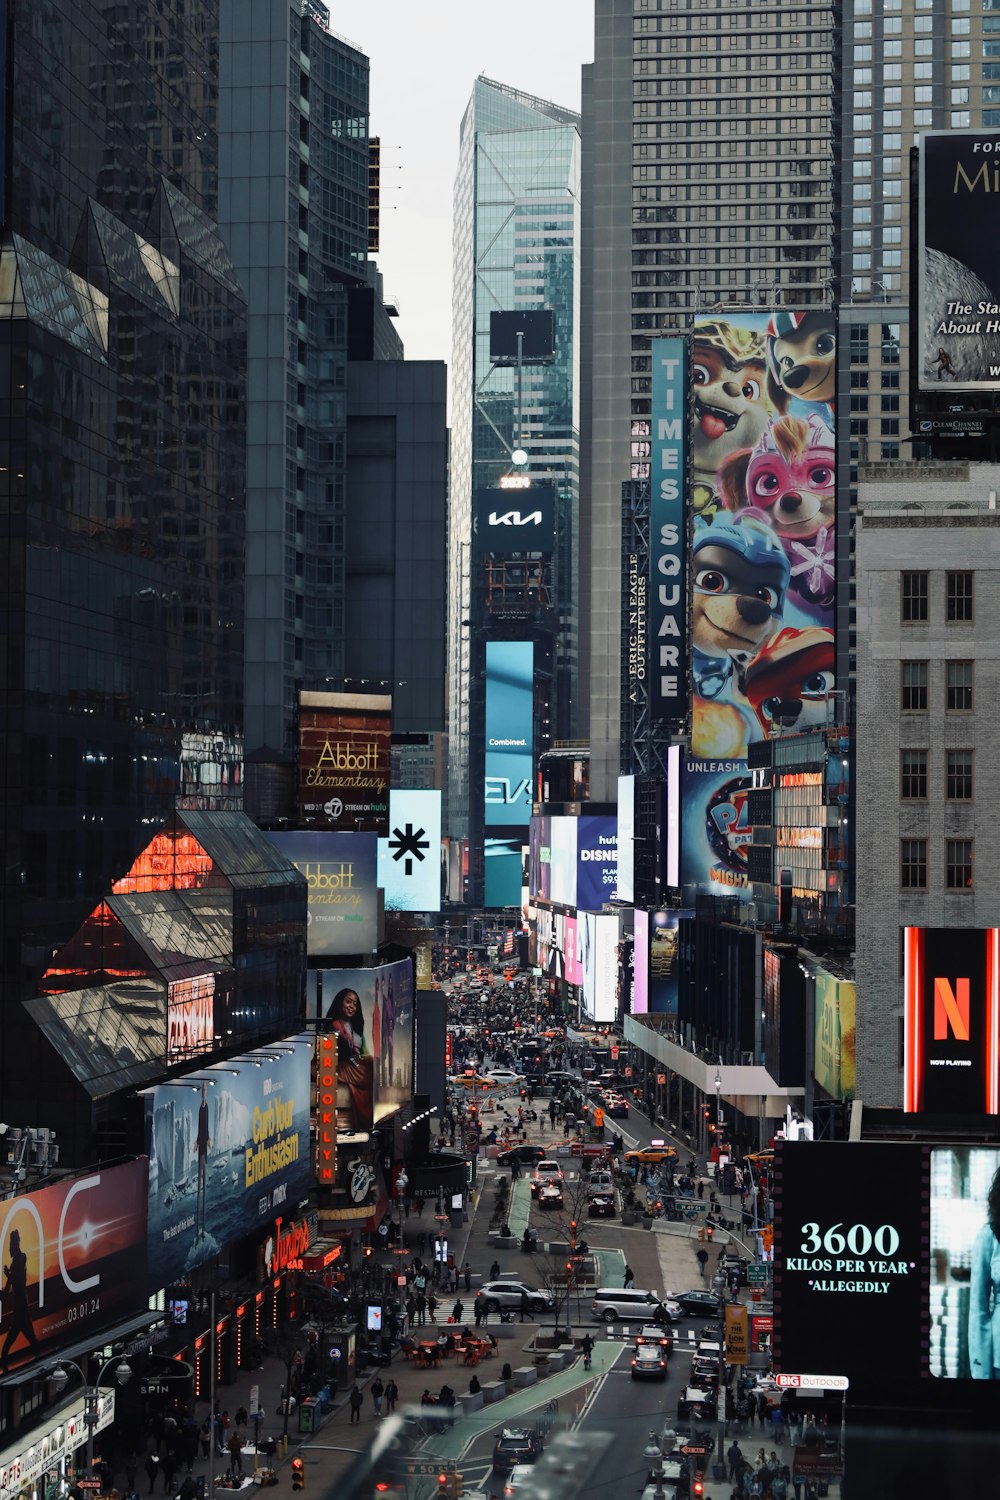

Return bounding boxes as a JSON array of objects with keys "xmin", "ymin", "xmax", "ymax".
[
  {"xmin": 485, "ymin": 838, "xmax": 523, "ymax": 908},
  {"xmin": 649, "ymin": 339, "xmax": 687, "ymax": 721},
  {"xmin": 484, "ymin": 641, "xmax": 534, "ymax": 826},
  {"xmin": 378, "ymin": 790, "xmax": 441, "ymax": 912},
  {"xmin": 576, "ymin": 815, "xmax": 618, "ymax": 913}
]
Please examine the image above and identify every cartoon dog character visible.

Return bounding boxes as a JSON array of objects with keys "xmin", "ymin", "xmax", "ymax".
[
  {"xmin": 765, "ymin": 310, "xmax": 836, "ymax": 419},
  {"xmin": 741, "ymin": 626, "xmax": 836, "ymax": 735},
  {"xmin": 691, "ymin": 320, "xmax": 773, "ymax": 517},
  {"xmin": 691, "ymin": 518, "xmax": 790, "ymax": 699},
  {"xmin": 716, "ymin": 414, "xmax": 835, "ymax": 613}
]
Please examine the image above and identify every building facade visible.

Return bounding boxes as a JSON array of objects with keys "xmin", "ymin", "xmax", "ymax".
[{"xmin": 448, "ymin": 77, "xmax": 582, "ymax": 870}]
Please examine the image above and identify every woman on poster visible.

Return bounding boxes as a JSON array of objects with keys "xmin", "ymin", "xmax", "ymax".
[
  {"xmin": 969, "ymin": 1162, "xmax": 1000, "ymax": 1378},
  {"xmin": 329, "ymin": 987, "xmax": 374, "ymax": 1132}
]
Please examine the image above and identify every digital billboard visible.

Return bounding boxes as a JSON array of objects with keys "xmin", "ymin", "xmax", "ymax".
[
  {"xmin": 581, "ymin": 913, "xmax": 618, "ymax": 1025},
  {"xmin": 484, "ymin": 641, "xmax": 533, "ymax": 827},
  {"xmin": 929, "ymin": 1145, "xmax": 1000, "ymax": 1379},
  {"xmin": 577, "ymin": 815, "xmax": 618, "ymax": 912},
  {"xmin": 649, "ymin": 910, "xmax": 683, "ymax": 1015},
  {"xmin": 298, "ymin": 691, "xmax": 391, "ymax": 833},
  {"xmin": 307, "ymin": 959, "xmax": 414, "ymax": 1132},
  {"xmin": 904, "ymin": 927, "xmax": 1000, "ymax": 1115},
  {"xmin": 378, "ymin": 790, "xmax": 441, "ymax": 912},
  {"xmin": 549, "ymin": 816, "xmax": 578, "ymax": 907},
  {"xmin": 918, "ymin": 131, "xmax": 1000, "ymax": 391},
  {"xmin": 632, "ymin": 909, "xmax": 649, "ymax": 1014},
  {"xmin": 167, "ymin": 974, "xmax": 215, "ymax": 1063},
  {"xmin": 682, "ymin": 312, "xmax": 836, "ymax": 902},
  {"xmin": 484, "ymin": 838, "xmax": 522, "ymax": 908},
  {"xmin": 814, "ymin": 971, "xmax": 856, "ymax": 1101},
  {"xmin": 564, "ymin": 914, "xmax": 581, "ymax": 987},
  {"xmin": 473, "ymin": 485, "xmax": 555, "ymax": 557},
  {"xmin": 267, "ymin": 831, "xmax": 378, "ymax": 955},
  {"xmin": 529, "ymin": 815, "xmax": 551, "ymax": 902},
  {"xmin": 617, "ymin": 776, "xmax": 635, "ymax": 904},
  {"xmin": 537, "ymin": 907, "xmax": 566, "ymax": 981},
  {"xmin": 0, "ymin": 1160, "xmax": 147, "ymax": 1376},
  {"xmin": 146, "ymin": 1040, "xmax": 312, "ymax": 1289},
  {"xmin": 649, "ymin": 338, "xmax": 688, "ymax": 720}
]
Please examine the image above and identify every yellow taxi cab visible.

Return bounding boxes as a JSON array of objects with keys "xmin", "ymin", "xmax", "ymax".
[{"xmin": 623, "ymin": 1143, "xmax": 679, "ymax": 1166}]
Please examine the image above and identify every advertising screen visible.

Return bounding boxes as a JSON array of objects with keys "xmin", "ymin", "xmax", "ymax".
[
  {"xmin": 529, "ymin": 815, "xmax": 551, "ymax": 902},
  {"xmin": 814, "ymin": 971, "xmax": 856, "ymax": 1101},
  {"xmin": 617, "ymin": 776, "xmax": 635, "ymax": 904},
  {"xmin": 484, "ymin": 838, "xmax": 522, "ymax": 908},
  {"xmin": 0, "ymin": 1160, "xmax": 147, "ymax": 1376},
  {"xmin": 649, "ymin": 338, "xmax": 688, "ymax": 720},
  {"xmin": 577, "ymin": 815, "xmax": 618, "ymax": 912},
  {"xmin": 918, "ymin": 131, "xmax": 1000, "ymax": 390},
  {"xmin": 267, "ymin": 831, "xmax": 378, "ymax": 955},
  {"xmin": 537, "ymin": 907, "xmax": 566, "ymax": 981},
  {"xmin": 298, "ymin": 691, "xmax": 391, "ymax": 833},
  {"xmin": 564, "ymin": 914, "xmax": 581, "ymax": 987},
  {"xmin": 632, "ymin": 909, "xmax": 649, "ymax": 1014},
  {"xmin": 473, "ymin": 484, "xmax": 555, "ymax": 557},
  {"xmin": 929, "ymin": 1145, "xmax": 1000, "ymax": 1378},
  {"xmin": 682, "ymin": 312, "xmax": 836, "ymax": 902},
  {"xmin": 484, "ymin": 641, "xmax": 534, "ymax": 827},
  {"xmin": 146, "ymin": 1041, "xmax": 312, "ymax": 1289},
  {"xmin": 774, "ymin": 1142, "xmax": 926, "ymax": 1385},
  {"xmin": 649, "ymin": 911, "xmax": 682, "ymax": 1015},
  {"xmin": 549, "ymin": 817, "xmax": 578, "ymax": 907},
  {"xmin": 904, "ymin": 927, "xmax": 1000, "ymax": 1114},
  {"xmin": 378, "ymin": 790, "xmax": 441, "ymax": 913},
  {"xmin": 308, "ymin": 959, "xmax": 414, "ymax": 1131},
  {"xmin": 167, "ymin": 974, "xmax": 215, "ymax": 1063},
  {"xmin": 581, "ymin": 913, "xmax": 618, "ymax": 1024}
]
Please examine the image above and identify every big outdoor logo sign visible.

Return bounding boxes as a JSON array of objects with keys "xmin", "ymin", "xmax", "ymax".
[{"xmin": 649, "ymin": 339, "xmax": 687, "ymax": 719}]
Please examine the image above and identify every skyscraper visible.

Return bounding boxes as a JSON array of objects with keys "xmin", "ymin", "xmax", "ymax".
[
  {"xmin": 448, "ymin": 77, "xmax": 581, "ymax": 892},
  {"xmin": 581, "ymin": 0, "xmax": 834, "ymax": 797},
  {"xmin": 0, "ymin": 1, "xmax": 245, "ymax": 1011}
]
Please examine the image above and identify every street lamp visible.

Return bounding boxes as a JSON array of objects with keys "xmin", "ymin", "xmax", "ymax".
[
  {"xmin": 713, "ymin": 1268, "xmax": 727, "ymax": 1467},
  {"xmin": 714, "ymin": 1060, "xmax": 723, "ymax": 1145},
  {"xmin": 45, "ymin": 1356, "xmax": 132, "ymax": 1478}
]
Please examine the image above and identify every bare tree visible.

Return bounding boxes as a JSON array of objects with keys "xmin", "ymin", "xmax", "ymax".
[{"xmin": 529, "ymin": 1170, "xmax": 594, "ymax": 1338}]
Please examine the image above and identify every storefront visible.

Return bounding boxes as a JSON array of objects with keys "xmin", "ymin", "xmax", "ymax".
[{"xmin": 0, "ymin": 1391, "xmax": 114, "ymax": 1500}]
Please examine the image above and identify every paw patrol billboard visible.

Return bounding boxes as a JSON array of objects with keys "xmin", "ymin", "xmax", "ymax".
[{"xmin": 673, "ymin": 312, "xmax": 836, "ymax": 897}]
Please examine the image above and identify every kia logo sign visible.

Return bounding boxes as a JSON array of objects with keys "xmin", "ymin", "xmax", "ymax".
[
  {"xmin": 488, "ymin": 510, "xmax": 542, "ymax": 526},
  {"xmin": 474, "ymin": 485, "xmax": 554, "ymax": 556}
]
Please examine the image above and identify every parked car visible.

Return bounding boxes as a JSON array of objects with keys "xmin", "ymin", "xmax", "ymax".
[
  {"xmin": 587, "ymin": 1190, "xmax": 616, "ymax": 1218},
  {"xmin": 631, "ymin": 1343, "xmax": 669, "ymax": 1380},
  {"xmin": 493, "ymin": 1428, "xmax": 544, "ymax": 1474},
  {"xmin": 477, "ymin": 1280, "xmax": 555, "ymax": 1315},
  {"xmin": 672, "ymin": 1289, "xmax": 723, "ymax": 1317},
  {"xmin": 530, "ymin": 1161, "xmax": 565, "ymax": 1199}
]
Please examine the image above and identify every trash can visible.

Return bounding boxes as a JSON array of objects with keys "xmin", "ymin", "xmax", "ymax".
[{"xmin": 298, "ymin": 1398, "xmax": 322, "ymax": 1436}]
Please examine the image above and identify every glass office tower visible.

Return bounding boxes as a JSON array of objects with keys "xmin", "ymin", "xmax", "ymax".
[
  {"xmin": 0, "ymin": 1, "xmax": 246, "ymax": 1025},
  {"xmin": 448, "ymin": 77, "xmax": 581, "ymax": 875}
]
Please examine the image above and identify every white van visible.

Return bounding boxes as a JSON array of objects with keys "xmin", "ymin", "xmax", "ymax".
[{"xmin": 591, "ymin": 1287, "xmax": 677, "ymax": 1324}]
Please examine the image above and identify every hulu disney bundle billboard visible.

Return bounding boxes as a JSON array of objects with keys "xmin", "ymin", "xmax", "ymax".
[
  {"xmin": 145, "ymin": 1040, "xmax": 312, "ymax": 1288},
  {"xmin": 678, "ymin": 313, "xmax": 835, "ymax": 897},
  {"xmin": 484, "ymin": 641, "xmax": 533, "ymax": 827},
  {"xmin": 918, "ymin": 130, "xmax": 1000, "ymax": 390},
  {"xmin": 298, "ymin": 691, "xmax": 391, "ymax": 833}
]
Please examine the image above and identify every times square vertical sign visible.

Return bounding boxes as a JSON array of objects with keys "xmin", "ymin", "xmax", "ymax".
[{"xmin": 649, "ymin": 340, "xmax": 688, "ymax": 721}]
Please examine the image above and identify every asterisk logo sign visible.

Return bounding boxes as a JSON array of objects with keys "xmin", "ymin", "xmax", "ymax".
[{"xmin": 388, "ymin": 822, "xmax": 429, "ymax": 876}]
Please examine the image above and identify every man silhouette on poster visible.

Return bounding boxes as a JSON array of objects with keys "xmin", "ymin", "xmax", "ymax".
[
  {"xmin": 196, "ymin": 1082, "xmax": 211, "ymax": 1240},
  {"xmin": 2, "ymin": 1229, "xmax": 41, "ymax": 1372}
]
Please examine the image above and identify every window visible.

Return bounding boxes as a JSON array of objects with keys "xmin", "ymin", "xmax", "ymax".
[
  {"xmin": 946, "ymin": 839, "xmax": 973, "ymax": 890},
  {"xmin": 901, "ymin": 662, "xmax": 928, "ymax": 711},
  {"xmin": 946, "ymin": 660, "xmax": 973, "ymax": 711},
  {"xmin": 901, "ymin": 750, "xmax": 928, "ymax": 800},
  {"xmin": 947, "ymin": 571, "xmax": 973, "ymax": 621},
  {"xmin": 902, "ymin": 571, "xmax": 929, "ymax": 622},
  {"xmin": 901, "ymin": 839, "xmax": 928, "ymax": 891},
  {"xmin": 946, "ymin": 750, "xmax": 974, "ymax": 801}
]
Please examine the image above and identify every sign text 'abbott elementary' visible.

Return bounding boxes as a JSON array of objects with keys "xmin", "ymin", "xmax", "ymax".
[{"xmin": 649, "ymin": 338, "xmax": 687, "ymax": 718}]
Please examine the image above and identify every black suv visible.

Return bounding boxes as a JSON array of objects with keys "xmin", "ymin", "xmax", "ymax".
[
  {"xmin": 492, "ymin": 1428, "xmax": 544, "ymax": 1474},
  {"xmin": 496, "ymin": 1145, "xmax": 546, "ymax": 1168}
]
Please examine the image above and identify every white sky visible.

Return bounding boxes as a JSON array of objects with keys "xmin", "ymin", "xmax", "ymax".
[{"xmin": 336, "ymin": 1, "xmax": 595, "ymax": 377}]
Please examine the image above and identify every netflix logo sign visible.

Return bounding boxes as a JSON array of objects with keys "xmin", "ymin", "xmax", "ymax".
[{"xmin": 904, "ymin": 926, "xmax": 1000, "ymax": 1114}]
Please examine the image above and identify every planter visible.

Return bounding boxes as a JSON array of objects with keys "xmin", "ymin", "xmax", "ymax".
[
  {"xmin": 621, "ymin": 1212, "xmax": 639, "ymax": 1226},
  {"xmin": 641, "ymin": 1216, "xmax": 654, "ymax": 1230}
]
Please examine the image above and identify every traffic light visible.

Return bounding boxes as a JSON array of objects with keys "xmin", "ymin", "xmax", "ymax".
[
  {"xmin": 692, "ymin": 1473, "xmax": 704, "ymax": 1498},
  {"xmin": 437, "ymin": 1475, "xmax": 448, "ymax": 1497},
  {"xmin": 449, "ymin": 1475, "xmax": 464, "ymax": 1498},
  {"xmin": 706, "ymin": 1224, "xmax": 714, "ymax": 1242},
  {"xmin": 291, "ymin": 1459, "xmax": 305, "ymax": 1491},
  {"xmin": 698, "ymin": 1227, "xmax": 705, "ymax": 1243}
]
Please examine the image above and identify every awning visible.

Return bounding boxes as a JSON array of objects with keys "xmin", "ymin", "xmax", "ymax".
[{"xmin": 0, "ymin": 1310, "xmax": 165, "ymax": 1386}]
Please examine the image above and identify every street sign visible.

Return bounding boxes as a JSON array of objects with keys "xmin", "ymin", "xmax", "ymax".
[
  {"xmin": 78, "ymin": 1482, "xmax": 103, "ymax": 1490},
  {"xmin": 680, "ymin": 1445, "xmax": 711, "ymax": 1456},
  {"xmin": 747, "ymin": 1265, "xmax": 767, "ymax": 1285},
  {"xmin": 775, "ymin": 1373, "xmax": 849, "ymax": 1392},
  {"xmin": 404, "ymin": 1462, "xmax": 455, "ymax": 1477}
]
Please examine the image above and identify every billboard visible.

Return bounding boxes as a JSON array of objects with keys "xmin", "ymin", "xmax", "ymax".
[
  {"xmin": 473, "ymin": 484, "xmax": 555, "ymax": 557},
  {"xmin": 564, "ymin": 914, "xmax": 581, "ymax": 987},
  {"xmin": 918, "ymin": 131, "xmax": 1000, "ymax": 390},
  {"xmin": 581, "ymin": 913, "xmax": 618, "ymax": 1025},
  {"xmin": 617, "ymin": 776, "xmax": 635, "ymax": 904},
  {"xmin": 576, "ymin": 815, "xmax": 618, "ymax": 912},
  {"xmin": 0, "ymin": 1161, "xmax": 147, "ymax": 1376},
  {"xmin": 929, "ymin": 1145, "xmax": 1000, "ymax": 1379},
  {"xmin": 904, "ymin": 927, "xmax": 1000, "ymax": 1114},
  {"xmin": 549, "ymin": 816, "xmax": 578, "ymax": 907},
  {"xmin": 537, "ymin": 907, "xmax": 566, "ymax": 981},
  {"xmin": 484, "ymin": 641, "xmax": 533, "ymax": 827},
  {"xmin": 489, "ymin": 309, "xmax": 554, "ymax": 363},
  {"xmin": 528, "ymin": 815, "xmax": 551, "ymax": 902},
  {"xmin": 484, "ymin": 838, "xmax": 522, "ymax": 908},
  {"xmin": 298, "ymin": 691, "xmax": 391, "ymax": 833},
  {"xmin": 649, "ymin": 910, "xmax": 682, "ymax": 1015},
  {"xmin": 378, "ymin": 790, "xmax": 441, "ymax": 912},
  {"xmin": 633, "ymin": 909, "xmax": 649, "ymax": 1014},
  {"xmin": 146, "ymin": 1040, "xmax": 312, "ymax": 1288},
  {"xmin": 814, "ymin": 971, "xmax": 856, "ymax": 1101},
  {"xmin": 682, "ymin": 312, "xmax": 836, "ymax": 901},
  {"xmin": 308, "ymin": 959, "xmax": 414, "ymax": 1132},
  {"xmin": 649, "ymin": 338, "xmax": 688, "ymax": 720},
  {"xmin": 267, "ymin": 832, "xmax": 378, "ymax": 955},
  {"xmin": 167, "ymin": 974, "xmax": 215, "ymax": 1063}
]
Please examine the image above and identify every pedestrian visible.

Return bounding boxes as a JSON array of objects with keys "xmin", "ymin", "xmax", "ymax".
[
  {"xmin": 161, "ymin": 1452, "xmax": 177, "ymax": 1495},
  {"xmin": 406, "ymin": 1293, "xmax": 416, "ymax": 1324},
  {"xmin": 474, "ymin": 1299, "xmax": 484, "ymax": 1328},
  {"xmin": 696, "ymin": 1246, "xmax": 709, "ymax": 1278},
  {"xmin": 428, "ymin": 1291, "xmax": 438, "ymax": 1323},
  {"xmin": 416, "ymin": 1291, "xmax": 427, "ymax": 1326},
  {"xmin": 348, "ymin": 1384, "xmax": 363, "ymax": 1424},
  {"xmin": 469, "ymin": 1374, "xmax": 481, "ymax": 1396},
  {"xmin": 452, "ymin": 1298, "xmax": 464, "ymax": 1324},
  {"xmin": 490, "ymin": 1260, "xmax": 500, "ymax": 1281},
  {"xmin": 623, "ymin": 1263, "xmax": 634, "ymax": 1289},
  {"xmin": 728, "ymin": 1440, "xmax": 744, "ymax": 1483},
  {"xmin": 384, "ymin": 1377, "xmax": 398, "ymax": 1414},
  {"xmin": 144, "ymin": 1455, "xmax": 159, "ymax": 1496},
  {"xmin": 464, "ymin": 1261, "xmax": 472, "ymax": 1292},
  {"xmin": 519, "ymin": 1290, "xmax": 533, "ymax": 1323},
  {"xmin": 770, "ymin": 1404, "xmax": 785, "ymax": 1443},
  {"xmin": 757, "ymin": 1394, "xmax": 770, "ymax": 1428},
  {"xmin": 371, "ymin": 1376, "xmax": 384, "ymax": 1417},
  {"xmin": 227, "ymin": 1433, "xmax": 242, "ymax": 1476},
  {"xmin": 125, "ymin": 1456, "xmax": 138, "ymax": 1493}
]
